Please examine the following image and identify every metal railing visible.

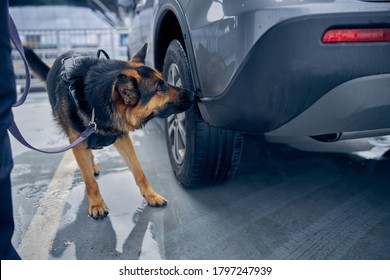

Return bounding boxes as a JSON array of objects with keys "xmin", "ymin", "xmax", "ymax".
[{"xmin": 12, "ymin": 28, "xmax": 129, "ymax": 89}]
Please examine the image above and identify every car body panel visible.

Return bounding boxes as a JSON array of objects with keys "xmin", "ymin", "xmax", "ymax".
[
  {"xmin": 194, "ymin": 11, "xmax": 390, "ymax": 133},
  {"xmin": 185, "ymin": 1, "xmax": 390, "ymax": 99}
]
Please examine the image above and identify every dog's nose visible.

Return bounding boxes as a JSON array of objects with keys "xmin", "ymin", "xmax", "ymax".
[
  {"xmin": 180, "ymin": 88, "xmax": 194, "ymax": 107},
  {"xmin": 169, "ymin": 83, "xmax": 194, "ymax": 105}
]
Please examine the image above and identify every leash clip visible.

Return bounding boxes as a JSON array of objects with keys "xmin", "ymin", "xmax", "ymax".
[{"xmin": 88, "ymin": 108, "xmax": 97, "ymax": 131}]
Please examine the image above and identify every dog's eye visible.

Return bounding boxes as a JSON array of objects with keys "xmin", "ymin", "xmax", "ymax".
[{"xmin": 157, "ymin": 80, "xmax": 167, "ymax": 92}]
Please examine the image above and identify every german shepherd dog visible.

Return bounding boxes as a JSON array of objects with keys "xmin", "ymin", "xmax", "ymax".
[{"xmin": 25, "ymin": 44, "xmax": 193, "ymax": 218}]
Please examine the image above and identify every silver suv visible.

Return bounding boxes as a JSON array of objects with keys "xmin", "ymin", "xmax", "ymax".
[{"xmin": 125, "ymin": 0, "xmax": 390, "ymax": 187}]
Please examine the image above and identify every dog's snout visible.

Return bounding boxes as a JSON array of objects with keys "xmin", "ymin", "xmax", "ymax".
[
  {"xmin": 154, "ymin": 85, "xmax": 194, "ymax": 118},
  {"xmin": 170, "ymin": 84, "xmax": 194, "ymax": 105}
]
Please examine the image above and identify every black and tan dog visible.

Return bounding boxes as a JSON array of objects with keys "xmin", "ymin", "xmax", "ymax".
[{"xmin": 25, "ymin": 44, "xmax": 193, "ymax": 218}]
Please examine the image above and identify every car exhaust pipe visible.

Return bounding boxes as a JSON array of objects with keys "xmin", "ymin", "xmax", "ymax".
[
  {"xmin": 311, "ymin": 133, "xmax": 342, "ymax": 142},
  {"xmin": 311, "ymin": 128, "xmax": 390, "ymax": 142}
]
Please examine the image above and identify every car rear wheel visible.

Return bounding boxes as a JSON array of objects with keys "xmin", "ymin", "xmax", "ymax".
[{"xmin": 163, "ymin": 39, "xmax": 244, "ymax": 188}]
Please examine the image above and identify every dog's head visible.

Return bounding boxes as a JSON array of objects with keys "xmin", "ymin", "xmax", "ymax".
[{"xmin": 112, "ymin": 43, "xmax": 194, "ymax": 131}]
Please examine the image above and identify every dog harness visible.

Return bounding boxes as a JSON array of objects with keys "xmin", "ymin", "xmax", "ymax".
[{"xmin": 60, "ymin": 51, "xmax": 119, "ymax": 150}]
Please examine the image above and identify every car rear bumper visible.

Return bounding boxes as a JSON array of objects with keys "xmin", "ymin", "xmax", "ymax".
[
  {"xmin": 267, "ymin": 73, "xmax": 390, "ymax": 137},
  {"xmin": 198, "ymin": 11, "xmax": 390, "ymax": 136}
]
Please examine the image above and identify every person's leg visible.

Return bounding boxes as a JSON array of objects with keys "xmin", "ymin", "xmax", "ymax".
[
  {"xmin": 0, "ymin": 0, "xmax": 21, "ymax": 260},
  {"xmin": 0, "ymin": 132, "xmax": 20, "ymax": 260}
]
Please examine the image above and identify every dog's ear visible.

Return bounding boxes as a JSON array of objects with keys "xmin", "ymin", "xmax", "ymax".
[
  {"xmin": 115, "ymin": 73, "xmax": 140, "ymax": 106},
  {"xmin": 131, "ymin": 43, "xmax": 148, "ymax": 64}
]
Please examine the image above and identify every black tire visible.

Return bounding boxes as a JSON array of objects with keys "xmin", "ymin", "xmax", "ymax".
[{"xmin": 163, "ymin": 39, "xmax": 244, "ymax": 188}]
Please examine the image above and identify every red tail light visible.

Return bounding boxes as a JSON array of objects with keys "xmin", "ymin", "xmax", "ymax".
[{"xmin": 322, "ymin": 28, "xmax": 390, "ymax": 43}]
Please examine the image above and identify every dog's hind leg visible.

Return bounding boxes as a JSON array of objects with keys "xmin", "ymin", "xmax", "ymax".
[
  {"xmin": 114, "ymin": 134, "xmax": 167, "ymax": 207},
  {"xmin": 69, "ymin": 130, "xmax": 108, "ymax": 218}
]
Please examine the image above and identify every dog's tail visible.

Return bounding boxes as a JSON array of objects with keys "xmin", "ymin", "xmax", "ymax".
[{"xmin": 24, "ymin": 47, "xmax": 50, "ymax": 82}]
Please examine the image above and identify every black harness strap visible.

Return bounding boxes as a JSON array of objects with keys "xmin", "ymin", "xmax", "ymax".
[{"xmin": 61, "ymin": 55, "xmax": 88, "ymax": 109}]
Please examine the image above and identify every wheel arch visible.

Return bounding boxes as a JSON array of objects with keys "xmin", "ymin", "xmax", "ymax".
[
  {"xmin": 153, "ymin": 3, "xmax": 201, "ymax": 94},
  {"xmin": 154, "ymin": 10, "xmax": 184, "ymax": 71}
]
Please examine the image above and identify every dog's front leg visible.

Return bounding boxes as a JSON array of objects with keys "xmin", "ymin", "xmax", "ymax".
[
  {"xmin": 114, "ymin": 134, "xmax": 167, "ymax": 207},
  {"xmin": 69, "ymin": 130, "xmax": 108, "ymax": 218}
]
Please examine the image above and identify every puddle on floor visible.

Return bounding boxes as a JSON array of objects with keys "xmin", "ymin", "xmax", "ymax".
[{"xmin": 52, "ymin": 167, "xmax": 163, "ymax": 259}]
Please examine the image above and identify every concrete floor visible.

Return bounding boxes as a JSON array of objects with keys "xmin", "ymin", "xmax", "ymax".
[{"xmin": 9, "ymin": 92, "xmax": 390, "ymax": 260}]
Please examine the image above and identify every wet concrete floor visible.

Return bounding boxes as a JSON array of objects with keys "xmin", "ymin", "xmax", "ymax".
[{"xmin": 9, "ymin": 92, "xmax": 390, "ymax": 260}]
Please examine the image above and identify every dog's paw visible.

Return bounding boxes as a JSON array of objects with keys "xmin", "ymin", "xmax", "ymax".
[
  {"xmin": 144, "ymin": 192, "xmax": 167, "ymax": 207},
  {"xmin": 92, "ymin": 164, "xmax": 100, "ymax": 177},
  {"xmin": 89, "ymin": 202, "xmax": 109, "ymax": 219}
]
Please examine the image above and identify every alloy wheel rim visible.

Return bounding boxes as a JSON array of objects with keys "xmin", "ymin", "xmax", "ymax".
[{"xmin": 167, "ymin": 63, "xmax": 186, "ymax": 165}]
